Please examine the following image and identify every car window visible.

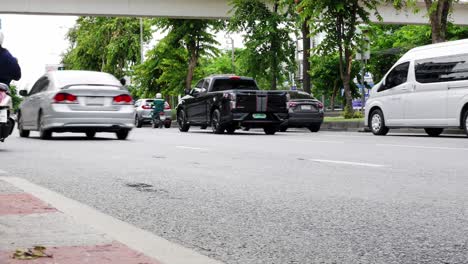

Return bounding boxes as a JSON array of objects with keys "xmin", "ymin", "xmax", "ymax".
[
  {"xmin": 29, "ymin": 77, "xmax": 48, "ymax": 95},
  {"xmin": 415, "ymin": 54, "xmax": 468, "ymax": 83},
  {"xmin": 145, "ymin": 100, "xmax": 154, "ymax": 105},
  {"xmin": 195, "ymin": 80, "xmax": 204, "ymax": 88},
  {"xmin": 211, "ymin": 79, "xmax": 258, "ymax": 92},
  {"xmin": 289, "ymin": 91, "xmax": 314, "ymax": 100},
  {"xmin": 202, "ymin": 80, "xmax": 210, "ymax": 90},
  {"xmin": 379, "ymin": 62, "xmax": 409, "ymax": 92}
]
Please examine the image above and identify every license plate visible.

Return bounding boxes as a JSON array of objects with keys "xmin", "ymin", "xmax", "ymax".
[
  {"xmin": 86, "ymin": 97, "xmax": 104, "ymax": 105},
  {"xmin": 0, "ymin": 109, "xmax": 7, "ymax": 123},
  {"xmin": 301, "ymin": 105, "xmax": 312, "ymax": 110},
  {"xmin": 252, "ymin": 113, "xmax": 266, "ymax": 119}
]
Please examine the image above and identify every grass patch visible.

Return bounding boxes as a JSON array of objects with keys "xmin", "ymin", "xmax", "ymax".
[{"xmin": 324, "ymin": 116, "xmax": 364, "ymax": 122}]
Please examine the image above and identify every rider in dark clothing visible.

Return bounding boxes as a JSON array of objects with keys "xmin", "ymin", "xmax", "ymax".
[{"xmin": 0, "ymin": 32, "xmax": 22, "ymax": 86}]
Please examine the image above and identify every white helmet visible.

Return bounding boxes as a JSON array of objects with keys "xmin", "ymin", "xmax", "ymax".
[
  {"xmin": 0, "ymin": 32, "xmax": 4, "ymax": 46},
  {"xmin": 156, "ymin": 93, "xmax": 162, "ymax": 99}
]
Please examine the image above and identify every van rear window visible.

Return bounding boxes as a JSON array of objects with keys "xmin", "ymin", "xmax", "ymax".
[{"xmin": 415, "ymin": 54, "xmax": 468, "ymax": 83}]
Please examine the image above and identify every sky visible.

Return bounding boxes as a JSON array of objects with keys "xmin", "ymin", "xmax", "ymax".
[{"xmin": 0, "ymin": 14, "xmax": 244, "ymax": 91}]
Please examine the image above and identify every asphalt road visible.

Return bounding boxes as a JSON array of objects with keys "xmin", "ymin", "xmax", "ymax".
[{"xmin": 1, "ymin": 127, "xmax": 467, "ymax": 264}]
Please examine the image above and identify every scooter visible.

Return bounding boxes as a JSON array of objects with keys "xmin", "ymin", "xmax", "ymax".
[
  {"xmin": 0, "ymin": 83, "xmax": 15, "ymax": 143},
  {"xmin": 152, "ymin": 111, "xmax": 165, "ymax": 129}
]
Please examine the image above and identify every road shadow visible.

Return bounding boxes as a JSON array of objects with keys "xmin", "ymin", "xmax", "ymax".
[
  {"xmin": 25, "ymin": 136, "xmax": 117, "ymax": 141},
  {"xmin": 187, "ymin": 130, "xmax": 288, "ymax": 136},
  {"xmin": 387, "ymin": 134, "xmax": 466, "ymax": 139}
]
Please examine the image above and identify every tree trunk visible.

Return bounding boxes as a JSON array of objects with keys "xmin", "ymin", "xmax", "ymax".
[
  {"xmin": 270, "ymin": 2, "xmax": 279, "ymax": 90},
  {"xmin": 343, "ymin": 49, "xmax": 354, "ymax": 115},
  {"xmin": 302, "ymin": 20, "xmax": 311, "ymax": 94},
  {"xmin": 425, "ymin": 0, "xmax": 451, "ymax": 43},
  {"xmin": 186, "ymin": 48, "xmax": 198, "ymax": 90}
]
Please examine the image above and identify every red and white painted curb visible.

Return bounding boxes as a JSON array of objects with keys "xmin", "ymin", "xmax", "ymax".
[{"xmin": 0, "ymin": 177, "xmax": 223, "ymax": 264}]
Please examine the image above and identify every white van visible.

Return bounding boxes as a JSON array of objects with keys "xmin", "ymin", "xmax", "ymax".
[{"xmin": 365, "ymin": 39, "xmax": 468, "ymax": 136}]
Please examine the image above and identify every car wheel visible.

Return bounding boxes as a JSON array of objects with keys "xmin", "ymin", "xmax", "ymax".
[
  {"xmin": 211, "ymin": 109, "xmax": 225, "ymax": 134},
  {"xmin": 86, "ymin": 131, "xmax": 96, "ymax": 139},
  {"xmin": 369, "ymin": 109, "xmax": 389, "ymax": 136},
  {"xmin": 18, "ymin": 113, "xmax": 30, "ymax": 138},
  {"xmin": 308, "ymin": 124, "xmax": 321, "ymax": 132},
  {"xmin": 200, "ymin": 125, "xmax": 208, "ymax": 130},
  {"xmin": 242, "ymin": 127, "xmax": 250, "ymax": 131},
  {"xmin": 177, "ymin": 110, "xmax": 190, "ymax": 132},
  {"xmin": 463, "ymin": 109, "xmax": 468, "ymax": 137},
  {"xmin": 38, "ymin": 112, "xmax": 52, "ymax": 140},
  {"xmin": 424, "ymin": 128, "xmax": 444, "ymax": 137},
  {"xmin": 116, "ymin": 130, "xmax": 129, "ymax": 140},
  {"xmin": 135, "ymin": 117, "xmax": 143, "ymax": 128},
  {"xmin": 279, "ymin": 126, "xmax": 288, "ymax": 132},
  {"xmin": 264, "ymin": 126, "xmax": 277, "ymax": 135},
  {"xmin": 226, "ymin": 126, "xmax": 236, "ymax": 134},
  {"xmin": 164, "ymin": 121, "xmax": 171, "ymax": 128}
]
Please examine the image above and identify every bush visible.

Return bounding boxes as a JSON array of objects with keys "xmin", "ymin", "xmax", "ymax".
[{"xmin": 343, "ymin": 108, "xmax": 364, "ymax": 119}]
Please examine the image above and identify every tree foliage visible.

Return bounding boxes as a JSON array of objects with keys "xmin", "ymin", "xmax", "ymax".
[
  {"xmin": 229, "ymin": 0, "xmax": 297, "ymax": 90},
  {"xmin": 62, "ymin": 17, "xmax": 152, "ymax": 78},
  {"xmin": 298, "ymin": 0, "xmax": 381, "ymax": 116}
]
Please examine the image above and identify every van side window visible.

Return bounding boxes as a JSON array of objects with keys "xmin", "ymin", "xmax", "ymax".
[
  {"xmin": 380, "ymin": 62, "xmax": 409, "ymax": 92},
  {"xmin": 415, "ymin": 54, "xmax": 468, "ymax": 83}
]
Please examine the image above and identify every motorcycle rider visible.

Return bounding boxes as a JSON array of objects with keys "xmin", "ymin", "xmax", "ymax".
[
  {"xmin": 152, "ymin": 93, "xmax": 165, "ymax": 128},
  {"xmin": 0, "ymin": 31, "xmax": 22, "ymax": 87}
]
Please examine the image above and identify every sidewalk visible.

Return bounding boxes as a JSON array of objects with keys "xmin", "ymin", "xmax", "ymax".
[{"xmin": 0, "ymin": 177, "xmax": 222, "ymax": 264}]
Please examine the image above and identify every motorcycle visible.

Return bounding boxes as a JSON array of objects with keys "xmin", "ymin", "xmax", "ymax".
[
  {"xmin": 0, "ymin": 83, "xmax": 15, "ymax": 143},
  {"xmin": 152, "ymin": 111, "xmax": 165, "ymax": 129}
]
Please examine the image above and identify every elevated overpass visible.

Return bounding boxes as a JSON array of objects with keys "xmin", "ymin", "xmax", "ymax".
[{"xmin": 0, "ymin": 0, "xmax": 468, "ymax": 25}]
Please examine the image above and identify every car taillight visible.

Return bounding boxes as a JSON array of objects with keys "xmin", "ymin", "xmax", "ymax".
[
  {"xmin": 0, "ymin": 91, "xmax": 6, "ymax": 104},
  {"xmin": 164, "ymin": 102, "xmax": 171, "ymax": 110},
  {"xmin": 224, "ymin": 92, "xmax": 237, "ymax": 109},
  {"xmin": 53, "ymin": 93, "xmax": 77, "ymax": 104},
  {"xmin": 317, "ymin": 102, "xmax": 324, "ymax": 109},
  {"xmin": 229, "ymin": 76, "xmax": 241, "ymax": 80},
  {"xmin": 142, "ymin": 105, "xmax": 152, "ymax": 109},
  {"xmin": 288, "ymin": 102, "xmax": 297, "ymax": 108},
  {"xmin": 113, "ymin": 94, "xmax": 133, "ymax": 104}
]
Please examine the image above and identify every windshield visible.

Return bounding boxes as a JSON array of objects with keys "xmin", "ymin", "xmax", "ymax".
[{"xmin": 211, "ymin": 79, "xmax": 258, "ymax": 92}]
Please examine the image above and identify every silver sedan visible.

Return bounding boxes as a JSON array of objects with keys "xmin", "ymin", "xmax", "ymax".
[{"xmin": 17, "ymin": 70, "xmax": 135, "ymax": 140}]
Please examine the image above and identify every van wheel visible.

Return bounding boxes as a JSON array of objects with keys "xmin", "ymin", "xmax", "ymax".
[
  {"xmin": 38, "ymin": 112, "xmax": 52, "ymax": 140},
  {"xmin": 264, "ymin": 126, "xmax": 277, "ymax": 135},
  {"xmin": 424, "ymin": 128, "xmax": 444, "ymax": 137},
  {"xmin": 177, "ymin": 110, "xmax": 190, "ymax": 132},
  {"xmin": 463, "ymin": 110, "xmax": 468, "ymax": 137},
  {"xmin": 211, "ymin": 109, "xmax": 225, "ymax": 134},
  {"xmin": 369, "ymin": 109, "xmax": 389, "ymax": 136}
]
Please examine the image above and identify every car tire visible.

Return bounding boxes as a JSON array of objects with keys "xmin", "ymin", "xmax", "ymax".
[
  {"xmin": 463, "ymin": 109, "xmax": 468, "ymax": 137},
  {"xmin": 200, "ymin": 125, "xmax": 208, "ymax": 130},
  {"xmin": 308, "ymin": 124, "xmax": 321, "ymax": 132},
  {"xmin": 164, "ymin": 121, "xmax": 171, "ymax": 129},
  {"xmin": 177, "ymin": 110, "xmax": 190, "ymax": 132},
  {"xmin": 279, "ymin": 126, "xmax": 288, "ymax": 132},
  {"xmin": 264, "ymin": 126, "xmax": 277, "ymax": 135},
  {"xmin": 211, "ymin": 109, "xmax": 225, "ymax": 134},
  {"xmin": 18, "ymin": 113, "xmax": 30, "ymax": 138},
  {"xmin": 135, "ymin": 117, "xmax": 143, "ymax": 128},
  {"xmin": 226, "ymin": 126, "xmax": 236, "ymax": 134},
  {"xmin": 86, "ymin": 131, "xmax": 96, "ymax": 139},
  {"xmin": 424, "ymin": 128, "xmax": 444, "ymax": 137},
  {"xmin": 38, "ymin": 112, "xmax": 52, "ymax": 140},
  {"xmin": 369, "ymin": 109, "xmax": 389, "ymax": 136},
  {"xmin": 116, "ymin": 130, "xmax": 129, "ymax": 140},
  {"xmin": 242, "ymin": 127, "xmax": 250, "ymax": 131}
]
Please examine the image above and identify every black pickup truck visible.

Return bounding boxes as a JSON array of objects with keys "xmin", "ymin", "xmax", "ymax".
[{"xmin": 176, "ymin": 75, "xmax": 288, "ymax": 135}]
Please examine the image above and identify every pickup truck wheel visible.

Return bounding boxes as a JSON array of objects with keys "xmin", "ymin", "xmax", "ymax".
[
  {"xmin": 279, "ymin": 126, "xmax": 288, "ymax": 132},
  {"xmin": 226, "ymin": 126, "xmax": 236, "ymax": 134},
  {"xmin": 211, "ymin": 109, "xmax": 225, "ymax": 134},
  {"xmin": 177, "ymin": 110, "xmax": 190, "ymax": 132},
  {"xmin": 308, "ymin": 124, "xmax": 321, "ymax": 132},
  {"xmin": 264, "ymin": 126, "xmax": 277, "ymax": 135}
]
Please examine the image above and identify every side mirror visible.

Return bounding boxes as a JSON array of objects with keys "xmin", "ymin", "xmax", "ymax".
[
  {"xmin": 184, "ymin": 89, "xmax": 191, "ymax": 95},
  {"xmin": 191, "ymin": 89, "xmax": 200, "ymax": 97},
  {"xmin": 120, "ymin": 78, "xmax": 126, "ymax": 86},
  {"xmin": 19, "ymin": 90, "xmax": 28, "ymax": 97}
]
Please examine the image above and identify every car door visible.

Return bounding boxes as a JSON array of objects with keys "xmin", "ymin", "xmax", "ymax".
[
  {"xmin": 30, "ymin": 78, "xmax": 51, "ymax": 129},
  {"xmin": 405, "ymin": 57, "xmax": 450, "ymax": 126},
  {"xmin": 186, "ymin": 79, "xmax": 208, "ymax": 123},
  {"xmin": 378, "ymin": 62, "xmax": 410, "ymax": 126},
  {"xmin": 21, "ymin": 77, "xmax": 47, "ymax": 128}
]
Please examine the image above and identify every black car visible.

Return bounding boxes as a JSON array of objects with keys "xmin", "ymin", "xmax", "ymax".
[
  {"xmin": 280, "ymin": 91, "xmax": 324, "ymax": 132},
  {"xmin": 176, "ymin": 75, "xmax": 288, "ymax": 135}
]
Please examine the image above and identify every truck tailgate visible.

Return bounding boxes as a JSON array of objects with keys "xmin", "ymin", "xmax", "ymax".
[{"xmin": 234, "ymin": 90, "xmax": 287, "ymax": 113}]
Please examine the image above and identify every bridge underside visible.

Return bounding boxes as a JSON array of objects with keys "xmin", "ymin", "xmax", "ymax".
[{"xmin": 1, "ymin": 0, "xmax": 468, "ymax": 25}]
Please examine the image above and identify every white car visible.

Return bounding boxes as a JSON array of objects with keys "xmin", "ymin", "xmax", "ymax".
[
  {"xmin": 18, "ymin": 70, "xmax": 135, "ymax": 140},
  {"xmin": 365, "ymin": 39, "xmax": 468, "ymax": 137}
]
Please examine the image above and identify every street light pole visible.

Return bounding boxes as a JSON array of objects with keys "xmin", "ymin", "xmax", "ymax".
[{"xmin": 225, "ymin": 35, "xmax": 235, "ymax": 74}]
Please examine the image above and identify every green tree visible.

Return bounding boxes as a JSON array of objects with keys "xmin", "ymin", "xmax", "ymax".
[
  {"xmin": 62, "ymin": 17, "xmax": 152, "ymax": 77},
  {"xmin": 229, "ymin": 0, "xmax": 297, "ymax": 90},
  {"xmin": 298, "ymin": 0, "xmax": 381, "ymax": 116},
  {"xmin": 153, "ymin": 19, "xmax": 223, "ymax": 90},
  {"xmin": 9, "ymin": 84, "xmax": 22, "ymax": 112},
  {"xmin": 391, "ymin": 0, "xmax": 455, "ymax": 43}
]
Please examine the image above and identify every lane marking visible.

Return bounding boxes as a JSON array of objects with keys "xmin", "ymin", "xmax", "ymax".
[
  {"xmin": 176, "ymin": 146, "xmax": 209, "ymax": 151},
  {"xmin": 310, "ymin": 159, "xmax": 385, "ymax": 168},
  {"xmin": 377, "ymin": 144, "xmax": 468, "ymax": 151},
  {"xmin": 0, "ymin": 177, "xmax": 223, "ymax": 264}
]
